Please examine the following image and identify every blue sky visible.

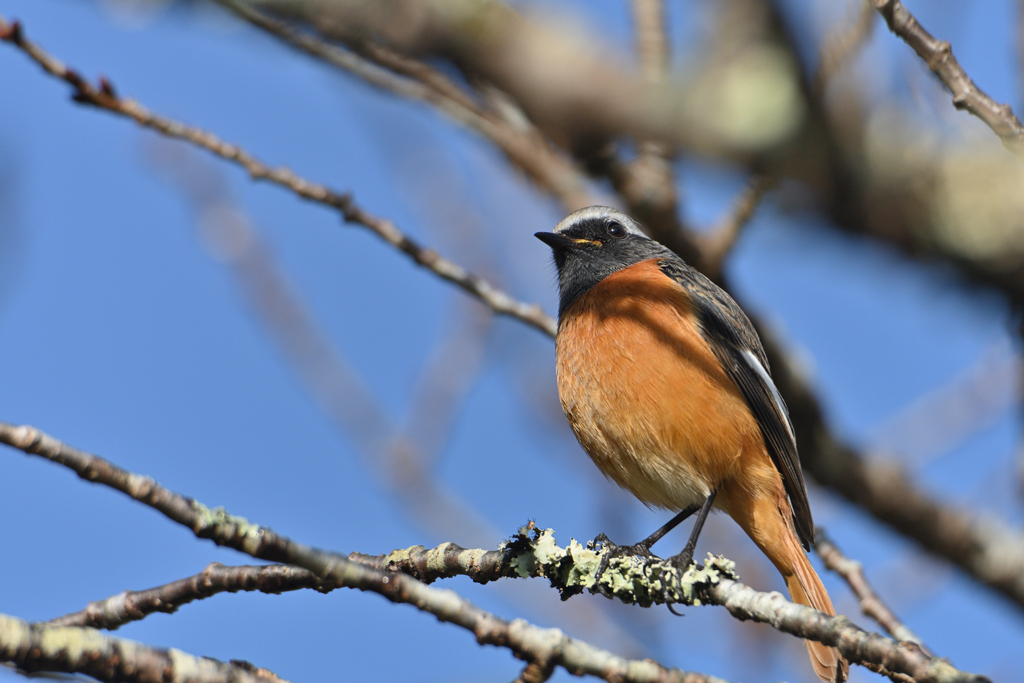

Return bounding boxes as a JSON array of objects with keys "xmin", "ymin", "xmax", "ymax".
[{"xmin": 1, "ymin": 1, "xmax": 1021, "ymax": 681}]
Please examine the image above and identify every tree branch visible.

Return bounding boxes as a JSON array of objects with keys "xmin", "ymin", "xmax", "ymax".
[
  {"xmin": 210, "ymin": 0, "xmax": 597, "ymax": 212},
  {"xmin": 0, "ymin": 613, "xmax": 291, "ymax": 683},
  {"xmin": 245, "ymin": 0, "xmax": 801, "ymax": 159},
  {"xmin": 812, "ymin": 0, "xmax": 875, "ymax": 99},
  {"xmin": 0, "ymin": 420, "xmax": 992, "ymax": 682},
  {"xmin": 0, "ymin": 13, "xmax": 556, "ymax": 338},
  {"xmin": 871, "ymin": 0, "xmax": 1024, "ymax": 160},
  {"xmin": 623, "ymin": 0, "xmax": 685, "ymax": 259},
  {"xmin": 759, "ymin": 321, "xmax": 1024, "ymax": 614},
  {"xmin": 46, "ymin": 563, "xmax": 330, "ymax": 630},
  {"xmin": 0, "ymin": 421, "xmax": 726, "ymax": 683},
  {"xmin": 350, "ymin": 530, "xmax": 985, "ymax": 683},
  {"xmin": 701, "ymin": 173, "xmax": 776, "ymax": 279},
  {"xmin": 815, "ymin": 530, "xmax": 929, "ymax": 652}
]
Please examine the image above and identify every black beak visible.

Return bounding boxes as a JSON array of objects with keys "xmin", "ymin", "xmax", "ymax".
[{"xmin": 534, "ymin": 231, "xmax": 575, "ymax": 251}]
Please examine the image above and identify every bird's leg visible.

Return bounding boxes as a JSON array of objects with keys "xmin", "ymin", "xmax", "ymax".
[
  {"xmin": 591, "ymin": 503, "xmax": 701, "ymax": 594},
  {"xmin": 668, "ymin": 490, "xmax": 718, "ymax": 568},
  {"xmin": 593, "ymin": 503, "xmax": 700, "ymax": 558},
  {"xmin": 633, "ymin": 503, "xmax": 702, "ymax": 555}
]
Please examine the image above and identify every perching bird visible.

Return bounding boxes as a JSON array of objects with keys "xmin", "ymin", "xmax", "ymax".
[{"xmin": 536, "ymin": 206, "xmax": 847, "ymax": 683}]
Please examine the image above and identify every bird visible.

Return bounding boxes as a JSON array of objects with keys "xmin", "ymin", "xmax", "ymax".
[{"xmin": 535, "ymin": 206, "xmax": 847, "ymax": 683}]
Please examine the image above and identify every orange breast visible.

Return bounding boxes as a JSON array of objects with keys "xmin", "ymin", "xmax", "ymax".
[{"xmin": 556, "ymin": 259, "xmax": 767, "ymax": 511}]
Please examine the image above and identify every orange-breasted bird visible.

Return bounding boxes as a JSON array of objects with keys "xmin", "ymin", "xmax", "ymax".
[{"xmin": 536, "ymin": 206, "xmax": 847, "ymax": 683}]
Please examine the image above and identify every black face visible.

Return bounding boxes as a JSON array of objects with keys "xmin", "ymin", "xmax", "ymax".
[{"xmin": 535, "ymin": 215, "xmax": 672, "ymax": 318}]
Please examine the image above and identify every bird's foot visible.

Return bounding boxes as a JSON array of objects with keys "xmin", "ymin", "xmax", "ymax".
[
  {"xmin": 667, "ymin": 546, "xmax": 696, "ymax": 570},
  {"xmin": 663, "ymin": 547, "xmax": 699, "ymax": 615},
  {"xmin": 591, "ymin": 533, "xmax": 659, "ymax": 559},
  {"xmin": 590, "ymin": 533, "xmax": 659, "ymax": 596}
]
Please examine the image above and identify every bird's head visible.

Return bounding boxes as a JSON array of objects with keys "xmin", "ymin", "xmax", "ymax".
[{"xmin": 535, "ymin": 206, "xmax": 672, "ymax": 316}]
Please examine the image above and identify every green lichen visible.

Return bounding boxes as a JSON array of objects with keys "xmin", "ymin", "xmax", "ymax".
[
  {"xmin": 508, "ymin": 524, "xmax": 566, "ymax": 578},
  {"xmin": 502, "ymin": 523, "xmax": 738, "ymax": 609}
]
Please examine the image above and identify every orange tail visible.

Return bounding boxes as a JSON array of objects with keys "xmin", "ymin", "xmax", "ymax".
[
  {"xmin": 784, "ymin": 543, "xmax": 848, "ymax": 683},
  {"xmin": 726, "ymin": 491, "xmax": 848, "ymax": 682}
]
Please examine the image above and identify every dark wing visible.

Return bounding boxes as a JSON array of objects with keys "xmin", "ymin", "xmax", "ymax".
[{"xmin": 658, "ymin": 259, "xmax": 814, "ymax": 549}]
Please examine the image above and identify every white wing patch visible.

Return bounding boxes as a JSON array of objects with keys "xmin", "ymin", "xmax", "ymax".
[{"xmin": 740, "ymin": 348, "xmax": 796, "ymax": 443}]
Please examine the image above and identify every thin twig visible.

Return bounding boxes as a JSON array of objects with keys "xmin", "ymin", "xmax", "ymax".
[
  {"xmin": 0, "ymin": 13, "xmax": 556, "ymax": 338},
  {"xmin": 871, "ymin": 0, "xmax": 1024, "ymax": 160},
  {"xmin": 510, "ymin": 660, "xmax": 556, "ymax": 683},
  {"xmin": 47, "ymin": 564, "xmax": 330, "ymax": 630},
  {"xmin": 701, "ymin": 173, "xmax": 776, "ymax": 277},
  {"xmin": 814, "ymin": 529, "xmax": 930, "ymax": 652},
  {"xmin": 0, "ymin": 614, "xmax": 291, "ymax": 683}
]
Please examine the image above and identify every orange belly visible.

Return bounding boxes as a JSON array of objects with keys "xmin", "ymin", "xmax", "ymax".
[{"xmin": 556, "ymin": 259, "xmax": 769, "ymax": 511}]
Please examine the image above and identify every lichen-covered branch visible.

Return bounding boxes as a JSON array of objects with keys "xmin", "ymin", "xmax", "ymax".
[
  {"xmin": 1, "ymin": 420, "xmax": 990, "ymax": 681},
  {"xmin": 0, "ymin": 14, "xmax": 556, "ymax": 338},
  {"xmin": 704, "ymin": 579, "xmax": 971, "ymax": 683},
  {"xmin": 0, "ymin": 613, "xmax": 290, "ymax": 683},
  {"xmin": 351, "ymin": 527, "xmax": 986, "ymax": 683},
  {"xmin": 871, "ymin": 0, "xmax": 1024, "ymax": 160}
]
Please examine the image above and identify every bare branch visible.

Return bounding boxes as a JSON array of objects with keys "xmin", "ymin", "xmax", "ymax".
[
  {"xmin": 871, "ymin": 0, "xmax": 1024, "ymax": 160},
  {"xmin": 47, "ymin": 564, "xmax": 330, "ymax": 631},
  {"xmin": 0, "ymin": 614, "xmax": 291, "ymax": 683},
  {"xmin": 632, "ymin": 0, "xmax": 670, "ymax": 82},
  {"xmin": 815, "ymin": 530, "xmax": 930, "ymax": 651},
  {"xmin": 0, "ymin": 13, "xmax": 556, "ymax": 337},
  {"xmin": 210, "ymin": 0, "xmax": 597, "ymax": 212},
  {"xmin": 247, "ymin": 0, "xmax": 803, "ymax": 159}
]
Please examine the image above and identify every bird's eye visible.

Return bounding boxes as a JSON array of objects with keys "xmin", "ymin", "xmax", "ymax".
[{"xmin": 608, "ymin": 222, "xmax": 626, "ymax": 238}]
